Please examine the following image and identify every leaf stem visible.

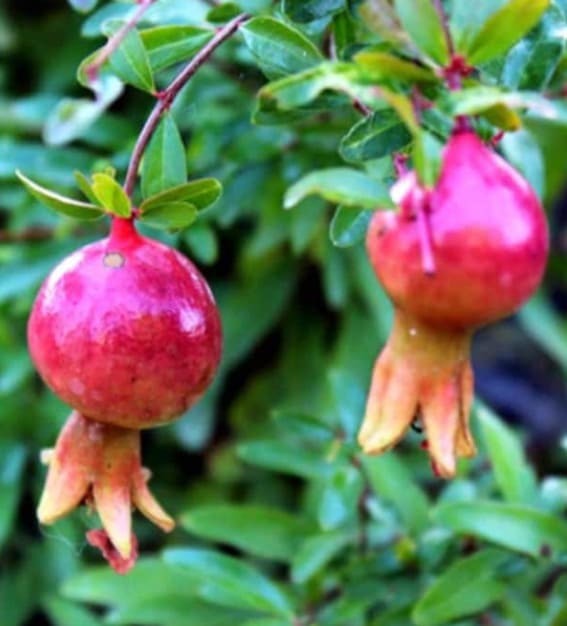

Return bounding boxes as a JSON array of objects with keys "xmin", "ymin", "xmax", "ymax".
[
  {"xmin": 123, "ymin": 13, "xmax": 250, "ymax": 198},
  {"xmin": 85, "ymin": 0, "xmax": 157, "ymax": 83}
]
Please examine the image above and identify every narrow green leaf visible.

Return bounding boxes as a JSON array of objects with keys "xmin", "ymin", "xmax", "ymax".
[
  {"xmin": 139, "ymin": 201, "xmax": 197, "ymax": 230},
  {"xmin": 477, "ymin": 404, "xmax": 538, "ymax": 504},
  {"xmin": 394, "ymin": 0, "xmax": 449, "ymax": 64},
  {"xmin": 141, "ymin": 113, "xmax": 186, "ymax": 199},
  {"xmin": 502, "ymin": 3, "xmax": 566, "ymax": 90},
  {"xmin": 340, "ymin": 110, "xmax": 412, "ymax": 163},
  {"xmin": 73, "ymin": 170, "xmax": 100, "ymax": 205},
  {"xmin": 282, "ymin": 0, "xmax": 346, "ymax": 22},
  {"xmin": 362, "ymin": 452, "xmax": 430, "ymax": 534},
  {"xmin": 237, "ymin": 440, "xmax": 332, "ymax": 479},
  {"xmin": 163, "ymin": 549, "xmax": 293, "ymax": 617},
  {"xmin": 16, "ymin": 170, "xmax": 104, "ymax": 220},
  {"xmin": 259, "ymin": 62, "xmax": 381, "ymax": 112},
  {"xmin": 272, "ymin": 410, "xmax": 335, "ymax": 442},
  {"xmin": 354, "ymin": 50, "xmax": 438, "ymax": 83},
  {"xmin": 140, "ymin": 179, "xmax": 222, "ymax": 212},
  {"xmin": 91, "ymin": 172, "xmax": 131, "ymax": 217},
  {"xmin": 105, "ymin": 23, "xmax": 155, "ymax": 92},
  {"xmin": 329, "ymin": 207, "xmax": 373, "ymax": 248},
  {"xmin": 284, "ymin": 168, "xmax": 392, "ymax": 209},
  {"xmin": 465, "ymin": 0, "xmax": 551, "ymax": 65},
  {"xmin": 141, "ymin": 26, "xmax": 212, "ymax": 73},
  {"xmin": 291, "ymin": 531, "xmax": 351, "ymax": 584},
  {"xmin": 412, "ymin": 550, "xmax": 508, "ymax": 626},
  {"xmin": 433, "ymin": 501, "xmax": 567, "ymax": 557},
  {"xmin": 181, "ymin": 504, "xmax": 313, "ymax": 562},
  {"xmin": 241, "ymin": 17, "xmax": 323, "ymax": 79}
]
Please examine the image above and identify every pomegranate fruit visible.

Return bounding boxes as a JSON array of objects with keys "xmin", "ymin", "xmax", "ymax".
[
  {"xmin": 30, "ymin": 217, "xmax": 222, "ymax": 571},
  {"xmin": 359, "ymin": 129, "xmax": 548, "ymax": 477}
]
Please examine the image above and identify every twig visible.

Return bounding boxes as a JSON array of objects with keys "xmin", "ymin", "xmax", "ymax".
[
  {"xmin": 432, "ymin": 0, "xmax": 455, "ymax": 57},
  {"xmin": 85, "ymin": 0, "xmax": 157, "ymax": 83},
  {"xmin": 123, "ymin": 13, "xmax": 250, "ymax": 197}
]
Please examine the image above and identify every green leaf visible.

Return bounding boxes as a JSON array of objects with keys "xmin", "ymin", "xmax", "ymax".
[
  {"xmin": 141, "ymin": 26, "xmax": 212, "ymax": 73},
  {"xmin": 43, "ymin": 98, "xmax": 103, "ymax": 146},
  {"xmin": 108, "ymin": 596, "xmax": 254, "ymax": 626},
  {"xmin": 354, "ymin": 50, "xmax": 438, "ymax": 83},
  {"xmin": 393, "ymin": 0, "xmax": 449, "ymax": 64},
  {"xmin": 105, "ymin": 23, "xmax": 155, "ymax": 92},
  {"xmin": 140, "ymin": 179, "xmax": 222, "ymax": 212},
  {"xmin": 241, "ymin": 17, "xmax": 323, "ymax": 79},
  {"xmin": 237, "ymin": 440, "xmax": 332, "ymax": 479},
  {"xmin": 291, "ymin": 531, "xmax": 351, "ymax": 584},
  {"xmin": 183, "ymin": 223, "xmax": 219, "ymax": 265},
  {"xmin": 412, "ymin": 550, "xmax": 509, "ymax": 626},
  {"xmin": 73, "ymin": 170, "xmax": 100, "ymax": 205},
  {"xmin": 62, "ymin": 559, "xmax": 200, "ymax": 605},
  {"xmin": 139, "ymin": 201, "xmax": 197, "ymax": 230},
  {"xmin": 91, "ymin": 172, "xmax": 131, "ymax": 217},
  {"xmin": 340, "ymin": 110, "xmax": 412, "ymax": 163},
  {"xmin": 272, "ymin": 409, "xmax": 335, "ymax": 442},
  {"xmin": 501, "ymin": 3, "xmax": 566, "ymax": 90},
  {"xmin": 282, "ymin": 0, "xmax": 346, "ymax": 22},
  {"xmin": 258, "ymin": 62, "xmax": 380, "ymax": 112},
  {"xmin": 318, "ymin": 464, "xmax": 363, "ymax": 529},
  {"xmin": 284, "ymin": 168, "xmax": 392, "ymax": 209},
  {"xmin": 465, "ymin": 0, "xmax": 551, "ymax": 65},
  {"xmin": 518, "ymin": 292, "xmax": 567, "ymax": 371},
  {"xmin": 433, "ymin": 501, "xmax": 567, "ymax": 557},
  {"xmin": 163, "ymin": 548, "xmax": 293, "ymax": 617},
  {"xmin": 0, "ymin": 444, "xmax": 26, "ymax": 549},
  {"xmin": 329, "ymin": 207, "xmax": 373, "ymax": 248},
  {"xmin": 141, "ymin": 113, "xmax": 187, "ymax": 199},
  {"xmin": 477, "ymin": 404, "xmax": 539, "ymax": 505},
  {"xmin": 207, "ymin": 3, "xmax": 241, "ymax": 23},
  {"xmin": 42, "ymin": 597, "xmax": 103, "ymax": 626},
  {"xmin": 181, "ymin": 504, "xmax": 313, "ymax": 562},
  {"xmin": 15, "ymin": 170, "xmax": 105, "ymax": 220},
  {"xmin": 413, "ymin": 130, "xmax": 443, "ymax": 187},
  {"xmin": 362, "ymin": 452, "xmax": 430, "ymax": 534}
]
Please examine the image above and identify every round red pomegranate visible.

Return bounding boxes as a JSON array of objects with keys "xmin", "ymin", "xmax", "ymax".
[
  {"xmin": 358, "ymin": 130, "xmax": 548, "ymax": 477},
  {"xmin": 29, "ymin": 217, "xmax": 221, "ymax": 428},
  {"xmin": 30, "ymin": 217, "xmax": 222, "ymax": 571}
]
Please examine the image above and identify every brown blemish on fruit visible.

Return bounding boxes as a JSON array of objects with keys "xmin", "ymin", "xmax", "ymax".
[{"xmin": 104, "ymin": 252, "xmax": 125, "ymax": 268}]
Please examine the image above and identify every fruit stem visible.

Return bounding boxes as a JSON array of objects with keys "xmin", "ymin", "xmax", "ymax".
[
  {"xmin": 123, "ymin": 13, "xmax": 250, "ymax": 197},
  {"xmin": 110, "ymin": 216, "xmax": 138, "ymax": 243}
]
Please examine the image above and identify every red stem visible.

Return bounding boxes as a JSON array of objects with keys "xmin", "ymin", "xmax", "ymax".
[{"xmin": 123, "ymin": 13, "xmax": 250, "ymax": 198}]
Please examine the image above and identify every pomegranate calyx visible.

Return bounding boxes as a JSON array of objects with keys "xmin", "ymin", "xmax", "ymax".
[
  {"xmin": 358, "ymin": 310, "xmax": 476, "ymax": 478},
  {"xmin": 37, "ymin": 412, "xmax": 174, "ymax": 562}
]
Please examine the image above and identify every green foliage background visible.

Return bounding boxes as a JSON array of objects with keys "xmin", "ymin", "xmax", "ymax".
[{"xmin": 1, "ymin": 1, "xmax": 567, "ymax": 625}]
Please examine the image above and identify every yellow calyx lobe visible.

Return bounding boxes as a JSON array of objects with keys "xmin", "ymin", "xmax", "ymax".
[
  {"xmin": 358, "ymin": 310, "xmax": 476, "ymax": 478},
  {"xmin": 37, "ymin": 411, "xmax": 174, "ymax": 573}
]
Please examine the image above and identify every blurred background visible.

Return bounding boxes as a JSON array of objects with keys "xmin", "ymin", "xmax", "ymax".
[{"xmin": 1, "ymin": 1, "xmax": 567, "ymax": 625}]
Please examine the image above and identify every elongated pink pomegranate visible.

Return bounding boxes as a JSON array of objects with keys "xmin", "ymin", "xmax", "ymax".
[
  {"xmin": 359, "ymin": 130, "xmax": 548, "ymax": 477},
  {"xmin": 29, "ymin": 218, "xmax": 222, "ymax": 571}
]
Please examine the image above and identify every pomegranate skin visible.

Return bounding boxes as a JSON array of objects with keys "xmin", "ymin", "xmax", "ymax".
[
  {"xmin": 367, "ymin": 131, "xmax": 549, "ymax": 329},
  {"xmin": 28, "ymin": 219, "xmax": 222, "ymax": 429}
]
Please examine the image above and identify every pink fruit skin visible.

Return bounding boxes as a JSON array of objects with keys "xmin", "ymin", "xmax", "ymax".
[
  {"xmin": 28, "ymin": 219, "xmax": 222, "ymax": 429},
  {"xmin": 367, "ymin": 131, "xmax": 549, "ymax": 329}
]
